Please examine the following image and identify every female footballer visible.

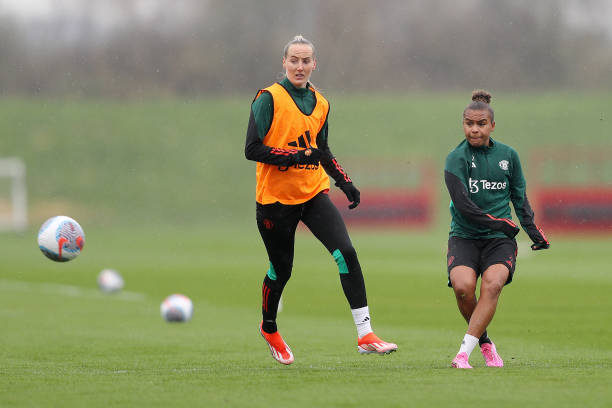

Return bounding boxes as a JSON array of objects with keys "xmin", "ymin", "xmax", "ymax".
[
  {"xmin": 445, "ymin": 90, "xmax": 549, "ymax": 368},
  {"xmin": 244, "ymin": 35, "xmax": 397, "ymax": 365}
]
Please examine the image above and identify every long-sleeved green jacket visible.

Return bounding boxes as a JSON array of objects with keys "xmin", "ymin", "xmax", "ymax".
[{"xmin": 444, "ymin": 138, "xmax": 547, "ymax": 244}]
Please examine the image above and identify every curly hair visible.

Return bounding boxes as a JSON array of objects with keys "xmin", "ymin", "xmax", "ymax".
[{"xmin": 463, "ymin": 89, "xmax": 494, "ymax": 121}]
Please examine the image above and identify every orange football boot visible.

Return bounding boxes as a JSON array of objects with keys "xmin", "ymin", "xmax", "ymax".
[
  {"xmin": 260, "ymin": 322, "xmax": 294, "ymax": 365},
  {"xmin": 357, "ymin": 332, "xmax": 398, "ymax": 355}
]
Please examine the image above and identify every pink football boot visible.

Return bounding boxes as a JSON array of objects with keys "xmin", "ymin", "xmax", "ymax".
[
  {"xmin": 451, "ymin": 352, "xmax": 473, "ymax": 369},
  {"xmin": 481, "ymin": 342, "xmax": 504, "ymax": 367}
]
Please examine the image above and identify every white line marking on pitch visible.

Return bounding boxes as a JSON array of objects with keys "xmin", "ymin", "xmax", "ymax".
[{"xmin": 0, "ymin": 279, "xmax": 146, "ymax": 301}]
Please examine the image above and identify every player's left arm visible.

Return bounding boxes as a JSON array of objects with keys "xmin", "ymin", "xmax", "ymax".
[
  {"xmin": 317, "ymin": 114, "xmax": 360, "ymax": 209},
  {"xmin": 509, "ymin": 149, "xmax": 550, "ymax": 250},
  {"xmin": 244, "ymin": 92, "xmax": 322, "ymax": 166}
]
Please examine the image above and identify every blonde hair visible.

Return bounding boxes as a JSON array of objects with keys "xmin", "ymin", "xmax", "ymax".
[{"xmin": 283, "ymin": 35, "xmax": 315, "ymax": 58}]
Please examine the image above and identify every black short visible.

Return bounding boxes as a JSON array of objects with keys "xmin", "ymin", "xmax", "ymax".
[{"xmin": 446, "ymin": 236, "xmax": 518, "ymax": 287}]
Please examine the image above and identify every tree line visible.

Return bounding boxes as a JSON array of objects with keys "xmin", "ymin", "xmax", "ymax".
[{"xmin": 0, "ymin": 0, "xmax": 610, "ymax": 97}]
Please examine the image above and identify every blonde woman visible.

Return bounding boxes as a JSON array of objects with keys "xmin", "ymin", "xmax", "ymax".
[{"xmin": 245, "ymin": 35, "xmax": 397, "ymax": 365}]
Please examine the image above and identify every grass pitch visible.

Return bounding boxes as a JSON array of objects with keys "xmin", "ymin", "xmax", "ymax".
[
  {"xmin": 1, "ymin": 93, "xmax": 611, "ymax": 405},
  {"xmin": 2, "ymin": 226, "xmax": 611, "ymax": 407}
]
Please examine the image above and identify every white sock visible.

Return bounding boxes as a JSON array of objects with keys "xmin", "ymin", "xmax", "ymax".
[
  {"xmin": 458, "ymin": 334, "xmax": 479, "ymax": 357},
  {"xmin": 351, "ymin": 306, "xmax": 372, "ymax": 338}
]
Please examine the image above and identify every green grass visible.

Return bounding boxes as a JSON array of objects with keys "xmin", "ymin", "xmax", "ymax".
[
  {"xmin": 2, "ymin": 93, "xmax": 611, "ymax": 228},
  {"xmin": 1, "ymin": 94, "xmax": 611, "ymax": 405},
  {"xmin": 1, "ymin": 226, "xmax": 611, "ymax": 407}
]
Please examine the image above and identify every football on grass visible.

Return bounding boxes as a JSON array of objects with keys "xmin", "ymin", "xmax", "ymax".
[
  {"xmin": 37, "ymin": 216, "xmax": 85, "ymax": 262},
  {"xmin": 161, "ymin": 294, "xmax": 193, "ymax": 322},
  {"xmin": 97, "ymin": 269, "xmax": 124, "ymax": 293}
]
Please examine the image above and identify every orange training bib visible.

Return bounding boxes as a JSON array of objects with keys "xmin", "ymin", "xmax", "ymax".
[{"xmin": 254, "ymin": 83, "xmax": 330, "ymax": 205}]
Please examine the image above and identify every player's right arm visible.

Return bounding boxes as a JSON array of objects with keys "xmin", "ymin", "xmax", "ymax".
[
  {"xmin": 444, "ymin": 152, "xmax": 520, "ymax": 238},
  {"xmin": 244, "ymin": 91, "xmax": 320, "ymax": 165}
]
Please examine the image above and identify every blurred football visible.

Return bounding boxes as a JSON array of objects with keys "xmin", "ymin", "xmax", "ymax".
[
  {"xmin": 160, "ymin": 294, "xmax": 193, "ymax": 322},
  {"xmin": 37, "ymin": 216, "xmax": 85, "ymax": 262},
  {"xmin": 97, "ymin": 269, "xmax": 124, "ymax": 293}
]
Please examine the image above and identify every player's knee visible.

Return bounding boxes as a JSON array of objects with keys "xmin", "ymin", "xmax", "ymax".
[
  {"xmin": 481, "ymin": 279, "xmax": 504, "ymax": 298},
  {"xmin": 449, "ymin": 266, "xmax": 477, "ymax": 297},
  {"xmin": 452, "ymin": 280, "xmax": 476, "ymax": 299},
  {"xmin": 481, "ymin": 266, "xmax": 508, "ymax": 297},
  {"xmin": 332, "ymin": 246, "xmax": 359, "ymax": 275},
  {"xmin": 339, "ymin": 246, "xmax": 357, "ymax": 263},
  {"xmin": 267, "ymin": 258, "xmax": 292, "ymax": 286}
]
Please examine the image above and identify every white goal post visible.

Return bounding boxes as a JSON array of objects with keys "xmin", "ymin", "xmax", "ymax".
[{"xmin": 0, "ymin": 157, "xmax": 27, "ymax": 232}]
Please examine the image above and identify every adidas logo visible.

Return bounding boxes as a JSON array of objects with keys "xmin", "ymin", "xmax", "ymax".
[
  {"xmin": 362, "ymin": 316, "xmax": 370, "ymax": 323},
  {"xmin": 288, "ymin": 130, "xmax": 312, "ymax": 148}
]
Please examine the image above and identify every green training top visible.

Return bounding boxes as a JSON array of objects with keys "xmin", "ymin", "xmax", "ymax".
[{"xmin": 444, "ymin": 138, "xmax": 528, "ymax": 239}]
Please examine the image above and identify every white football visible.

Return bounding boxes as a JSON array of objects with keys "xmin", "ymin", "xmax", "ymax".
[
  {"xmin": 37, "ymin": 216, "xmax": 85, "ymax": 262},
  {"xmin": 97, "ymin": 269, "xmax": 124, "ymax": 293},
  {"xmin": 160, "ymin": 294, "xmax": 193, "ymax": 322}
]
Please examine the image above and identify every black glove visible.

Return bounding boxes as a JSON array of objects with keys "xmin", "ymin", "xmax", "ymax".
[
  {"xmin": 525, "ymin": 225, "xmax": 549, "ymax": 250},
  {"xmin": 339, "ymin": 182, "xmax": 360, "ymax": 209},
  {"xmin": 531, "ymin": 241, "xmax": 550, "ymax": 251},
  {"xmin": 291, "ymin": 148, "xmax": 322, "ymax": 165}
]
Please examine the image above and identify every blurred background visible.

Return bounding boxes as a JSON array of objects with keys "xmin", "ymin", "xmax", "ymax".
[
  {"xmin": 1, "ymin": 0, "xmax": 611, "ymax": 232},
  {"xmin": 1, "ymin": 3, "xmax": 612, "ymax": 405}
]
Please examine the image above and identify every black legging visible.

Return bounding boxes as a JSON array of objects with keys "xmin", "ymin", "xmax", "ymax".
[{"xmin": 256, "ymin": 191, "xmax": 367, "ymax": 333}]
